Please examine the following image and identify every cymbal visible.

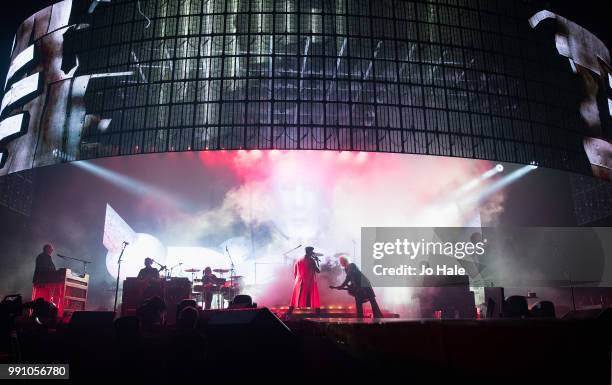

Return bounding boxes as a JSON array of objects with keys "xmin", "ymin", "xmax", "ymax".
[
  {"xmin": 229, "ymin": 275, "xmax": 243, "ymax": 279},
  {"xmin": 213, "ymin": 268, "xmax": 230, "ymax": 273},
  {"xmin": 184, "ymin": 268, "xmax": 201, "ymax": 273}
]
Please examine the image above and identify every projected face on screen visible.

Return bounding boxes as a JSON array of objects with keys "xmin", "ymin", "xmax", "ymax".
[
  {"xmin": 0, "ymin": 0, "xmax": 131, "ymax": 173},
  {"xmin": 82, "ymin": 150, "xmax": 493, "ymax": 311},
  {"xmin": 530, "ymin": 10, "xmax": 612, "ymax": 180},
  {"xmin": 98, "ymin": 151, "xmax": 491, "ymax": 282}
]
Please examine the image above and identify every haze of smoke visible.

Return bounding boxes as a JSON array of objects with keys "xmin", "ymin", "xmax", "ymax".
[{"xmin": 150, "ymin": 151, "xmax": 503, "ymax": 311}]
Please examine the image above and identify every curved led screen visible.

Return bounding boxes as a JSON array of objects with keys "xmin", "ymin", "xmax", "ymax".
[{"xmin": 1, "ymin": 0, "xmax": 611, "ymax": 179}]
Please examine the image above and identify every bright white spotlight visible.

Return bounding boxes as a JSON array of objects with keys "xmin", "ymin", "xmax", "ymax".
[
  {"xmin": 74, "ymin": 160, "xmax": 181, "ymax": 208},
  {"xmin": 528, "ymin": 161, "xmax": 539, "ymax": 170},
  {"xmin": 465, "ymin": 164, "xmax": 538, "ymax": 204},
  {"xmin": 453, "ymin": 164, "xmax": 503, "ymax": 198}
]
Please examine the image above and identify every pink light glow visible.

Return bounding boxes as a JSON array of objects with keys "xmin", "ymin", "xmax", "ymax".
[{"xmin": 95, "ymin": 150, "xmax": 499, "ymax": 314}]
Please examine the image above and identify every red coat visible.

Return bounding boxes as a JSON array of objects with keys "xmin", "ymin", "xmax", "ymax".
[{"xmin": 289, "ymin": 255, "xmax": 320, "ymax": 308}]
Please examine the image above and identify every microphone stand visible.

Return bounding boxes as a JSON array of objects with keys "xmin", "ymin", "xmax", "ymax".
[
  {"xmin": 57, "ymin": 254, "xmax": 92, "ymax": 275},
  {"xmin": 282, "ymin": 244, "xmax": 302, "ymax": 265},
  {"xmin": 151, "ymin": 259, "xmax": 168, "ymax": 277},
  {"xmin": 167, "ymin": 263, "xmax": 182, "ymax": 278},
  {"xmin": 225, "ymin": 246, "xmax": 236, "ymax": 304},
  {"xmin": 113, "ymin": 241, "xmax": 129, "ymax": 315}
]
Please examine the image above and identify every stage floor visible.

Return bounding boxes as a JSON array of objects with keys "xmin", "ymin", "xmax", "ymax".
[
  {"xmin": 304, "ymin": 317, "xmax": 433, "ymax": 324},
  {"xmin": 269, "ymin": 305, "xmax": 400, "ymax": 320}
]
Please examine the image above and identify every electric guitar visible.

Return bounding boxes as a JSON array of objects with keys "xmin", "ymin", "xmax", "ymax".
[{"xmin": 329, "ymin": 285, "xmax": 368, "ymax": 303}]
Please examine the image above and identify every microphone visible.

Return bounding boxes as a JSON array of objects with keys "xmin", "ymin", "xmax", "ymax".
[
  {"xmin": 56, "ymin": 254, "xmax": 91, "ymax": 264},
  {"xmin": 151, "ymin": 258, "xmax": 167, "ymax": 271}
]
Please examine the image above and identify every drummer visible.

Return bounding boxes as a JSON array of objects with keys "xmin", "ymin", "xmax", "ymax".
[{"xmin": 202, "ymin": 266, "xmax": 218, "ymax": 310}]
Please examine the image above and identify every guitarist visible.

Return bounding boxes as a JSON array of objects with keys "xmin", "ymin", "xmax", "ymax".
[{"xmin": 330, "ymin": 256, "xmax": 383, "ymax": 319}]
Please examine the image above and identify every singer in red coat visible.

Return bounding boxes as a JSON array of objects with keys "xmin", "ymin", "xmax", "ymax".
[{"xmin": 289, "ymin": 246, "xmax": 321, "ymax": 309}]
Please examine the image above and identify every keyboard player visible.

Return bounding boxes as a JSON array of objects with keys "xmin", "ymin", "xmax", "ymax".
[
  {"xmin": 137, "ymin": 258, "xmax": 161, "ymax": 281},
  {"xmin": 32, "ymin": 244, "xmax": 58, "ymax": 284}
]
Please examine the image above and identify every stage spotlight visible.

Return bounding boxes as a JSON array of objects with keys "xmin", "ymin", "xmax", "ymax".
[
  {"xmin": 74, "ymin": 160, "xmax": 180, "ymax": 208},
  {"xmin": 529, "ymin": 161, "xmax": 539, "ymax": 170},
  {"xmin": 453, "ymin": 163, "xmax": 504, "ymax": 198},
  {"xmin": 466, "ymin": 164, "xmax": 537, "ymax": 204}
]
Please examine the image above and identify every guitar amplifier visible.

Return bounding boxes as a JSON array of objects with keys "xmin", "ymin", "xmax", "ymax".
[
  {"xmin": 163, "ymin": 277, "xmax": 191, "ymax": 324},
  {"xmin": 121, "ymin": 277, "xmax": 190, "ymax": 324},
  {"xmin": 121, "ymin": 278, "xmax": 163, "ymax": 317}
]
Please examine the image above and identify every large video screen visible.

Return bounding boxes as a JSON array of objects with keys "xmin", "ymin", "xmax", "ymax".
[
  {"xmin": 1, "ymin": 150, "xmax": 611, "ymax": 318},
  {"xmin": 1, "ymin": 0, "xmax": 611, "ymax": 180},
  {"xmin": 1, "ymin": 151, "xmax": 495, "ymax": 315}
]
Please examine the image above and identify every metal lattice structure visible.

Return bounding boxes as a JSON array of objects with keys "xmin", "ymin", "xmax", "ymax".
[
  {"xmin": 570, "ymin": 173, "xmax": 612, "ymax": 225},
  {"xmin": 0, "ymin": 170, "xmax": 34, "ymax": 216}
]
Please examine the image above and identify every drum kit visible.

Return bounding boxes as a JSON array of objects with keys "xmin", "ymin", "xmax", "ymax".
[{"xmin": 184, "ymin": 268, "xmax": 243, "ymax": 309}]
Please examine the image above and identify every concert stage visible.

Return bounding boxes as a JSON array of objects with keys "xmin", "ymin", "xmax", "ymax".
[
  {"xmin": 269, "ymin": 305, "xmax": 400, "ymax": 320},
  {"xmin": 1, "ymin": 0, "xmax": 611, "ymax": 381}
]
